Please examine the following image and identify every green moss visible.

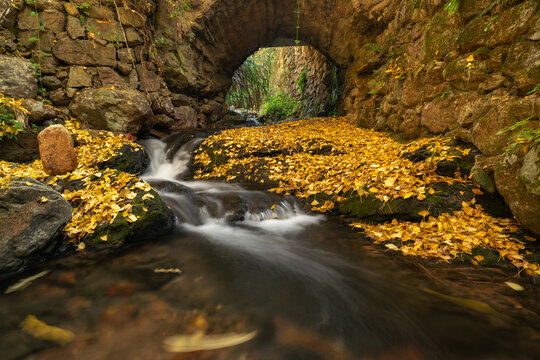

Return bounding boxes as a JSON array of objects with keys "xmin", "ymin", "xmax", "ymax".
[{"xmin": 443, "ymin": 59, "xmax": 467, "ymax": 80}]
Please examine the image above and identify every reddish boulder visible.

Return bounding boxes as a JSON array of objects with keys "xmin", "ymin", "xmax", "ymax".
[{"xmin": 38, "ymin": 125, "xmax": 78, "ymax": 175}]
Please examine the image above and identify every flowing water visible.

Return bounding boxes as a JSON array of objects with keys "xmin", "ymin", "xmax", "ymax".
[{"xmin": 0, "ymin": 137, "xmax": 539, "ymax": 360}]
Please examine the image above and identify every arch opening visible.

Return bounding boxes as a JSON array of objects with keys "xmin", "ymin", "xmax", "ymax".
[{"xmin": 224, "ymin": 44, "xmax": 343, "ymax": 125}]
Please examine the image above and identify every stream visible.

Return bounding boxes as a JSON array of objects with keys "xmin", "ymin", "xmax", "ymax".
[{"xmin": 0, "ymin": 137, "xmax": 539, "ymax": 360}]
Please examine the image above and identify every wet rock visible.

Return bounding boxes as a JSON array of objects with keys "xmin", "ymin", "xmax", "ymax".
[
  {"xmin": 21, "ymin": 100, "xmax": 61, "ymax": 123},
  {"xmin": 0, "ymin": 132, "xmax": 39, "ymax": 163},
  {"xmin": 495, "ymin": 152, "xmax": 540, "ymax": 234},
  {"xmin": 83, "ymin": 188, "xmax": 175, "ymax": 246},
  {"xmin": 70, "ymin": 88, "xmax": 150, "ymax": 133},
  {"xmin": 52, "ymin": 39, "xmax": 116, "ymax": 67},
  {"xmin": 0, "ymin": 55, "xmax": 38, "ymax": 99},
  {"xmin": 0, "ymin": 178, "xmax": 72, "ymax": 274},
  {"xmin": 37, "ymin": 124, "xmax": 78, "ymax": 175},
  {"xmin": 97, "ymin": 143, "xmax": 150, "ymax": 176}
]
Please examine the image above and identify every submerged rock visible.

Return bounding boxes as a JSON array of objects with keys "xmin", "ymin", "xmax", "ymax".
[{"xmin": 0, "ymin": 178, "xmax": 72, "ymax": 274}]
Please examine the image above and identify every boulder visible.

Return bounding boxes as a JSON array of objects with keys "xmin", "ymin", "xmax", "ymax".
[
  {"xmin": 0, "ymin": 55, "xmax": 38, "ymax": 99},
  {"xmin": 83, "ymin": 188, "xmax": 175, "ymax": 246},
  {"xmin": 69, "ymin": 88, "xmax": 150, "ymax": 133},
  {"xmin": 0, "ymin": 178, "xmax": 72, "ymax": 274},
  {"xmin": 21, "ymin": 100, "xmax": 61, "ymax": 123},
  {"xmin": 37, "ymin": 124, "xmax": 78, "ymax": 175},
  {"xmin": 97, "ymin": 143, "xmax": 150, "ymax": 175},
  {"xmin": 495, "ymin": 152, "xmax": 540, "ymax": 234}
]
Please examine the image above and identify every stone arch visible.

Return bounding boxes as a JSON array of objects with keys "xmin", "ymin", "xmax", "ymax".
[{"xmin": 156, "ymin": 0, "xmax": 391, "ymax": 98}]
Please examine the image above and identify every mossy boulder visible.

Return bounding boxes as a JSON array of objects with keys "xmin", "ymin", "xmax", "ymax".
[
  {"xmin": 337, "ymin": 182, "xmax": 475, "ymax": 222},
  {"xmin": 97, "ymin": 143, "xmax": 150, "ymax": 176},
  {"xmin": 83, "ymin": 188, "xmax": 175, "ymax": 247}
]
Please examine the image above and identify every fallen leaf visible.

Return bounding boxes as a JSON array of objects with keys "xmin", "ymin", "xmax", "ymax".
[
  {"xmin": 19, "ymin": 315, "xmax": 75, "ymax": 346},
  {"xmin": 5, "ymin": 270, "xmax": 51, "ymax": 294},
  {"xmin": 504, "ymin": 282, "xmax": 524, "ymax": 291},
  {"xmin": 163, "ymin": 331, "xmax": 258, "ymax": 353}
]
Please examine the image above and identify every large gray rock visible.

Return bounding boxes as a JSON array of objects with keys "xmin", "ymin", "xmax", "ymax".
[
  {"xmin": 0, "ymin": 178, "xmax": 72, "ymax": 274},
  {"xmin": 70, "ymin": 88, "xmax": 150, "ymax": 133},
  {"xmin": 0, "ymin": 55, "xmax": 38, "ymax": 99}
]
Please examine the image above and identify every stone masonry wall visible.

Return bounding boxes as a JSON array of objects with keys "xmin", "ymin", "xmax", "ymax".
[{"xmin": 269, "ymin": 46, "xmax": 335, "ymax": 116}]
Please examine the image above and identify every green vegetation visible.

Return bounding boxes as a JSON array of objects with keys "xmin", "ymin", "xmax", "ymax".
[
  {"xmin": 261, "ymin": 91, "xmax": 301, "ymax": 119},
  {"xmin": 0, "ymin": 106, "xmax": 23, "ymax": 140},
  {"xmin": 297, "ymin": 68, "xmax": 308, "ymax": 97},
  {"xmin": 444, "ymin": 0, "xmax": 462, "ymax": 16},
  {"xmin": 225, "ymin": 49, "xmax": 274, "ymax": 110},
  {"xmin": 497, "ymin": 116, "xmax": 540, "ymax": 154}
]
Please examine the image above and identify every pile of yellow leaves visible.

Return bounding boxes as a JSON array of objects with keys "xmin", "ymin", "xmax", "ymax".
[
  {"xmin": 194, "ymin": 117, "xmax": 539, "ymax": 276},
  {"xmin": 0, "ymin": 117, "xmax": 152, "ymax": 245},
  {"xmin": 195, "ymin": 118, "xmax": 468, "ymax": 210}
]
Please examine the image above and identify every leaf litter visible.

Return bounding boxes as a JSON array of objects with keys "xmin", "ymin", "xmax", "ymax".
[
  {"xmin": 194, "ymin": 117, "xmax": 539, "ymax": 276},
  {"xmin": 0, "ymin": 118, "xmax": 152, "ymax": 246}
]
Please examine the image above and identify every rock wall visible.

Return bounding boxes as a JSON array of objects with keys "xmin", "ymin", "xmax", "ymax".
[
  {"xmin": 0, "ymin": 0, "xmax": 227, "ymax": 134},
  {"xmin": 268, "ymin": 46, "xmax": 336, "ymax": 116}
]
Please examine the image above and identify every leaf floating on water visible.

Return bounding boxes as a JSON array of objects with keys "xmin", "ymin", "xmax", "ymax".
[
  {"xmin": 421, "ymin": 288, "xmax": 501, "ymax": 316},
  {"xmin": 4, "ymin": 270, "xmax": 50, "ymax": 294},
  {"xmin": 504, "ymin": 282, "xmax": 524, "ymax": 291},
  {"xmin": 153, "ymin": 268, "xmax": 182, "ymax": 274},
  {"xmin": 385, "ymin": 243, "xmax": 399, "ymax": 251},
  {"xmin": 19, "ymin": 315, "xmax": 75, "ymax": 346},
  {"xmin": 163, "ymin": 330, "xmax": 258, "ymax": 353}
]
